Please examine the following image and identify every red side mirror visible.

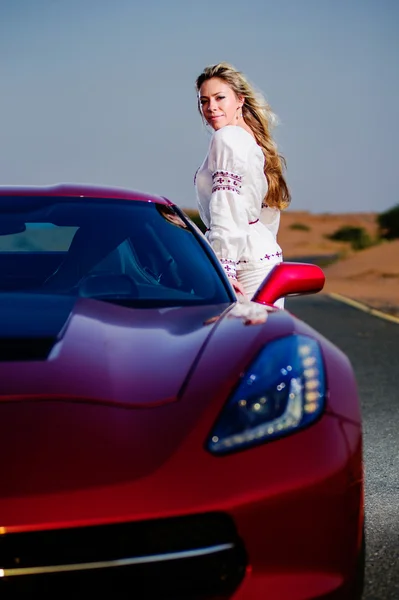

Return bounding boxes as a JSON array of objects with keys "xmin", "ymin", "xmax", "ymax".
[{"xmin": 252, "ymin": 262, "xmax": 325, "ymax": 306}]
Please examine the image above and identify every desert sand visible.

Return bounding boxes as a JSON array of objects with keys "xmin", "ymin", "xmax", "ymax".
[{"xmin": 279, "ymin": 211, "xmax": 399, "ymax": 317}]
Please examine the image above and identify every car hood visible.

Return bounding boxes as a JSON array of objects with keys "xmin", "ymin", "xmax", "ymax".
[
  {"xmin": 0, "ymin": 294, "xmax": 231, "ymax": 407},
  {"xmin": 0, "ymin": 295, "xmax": 297, "ymax": 522}
]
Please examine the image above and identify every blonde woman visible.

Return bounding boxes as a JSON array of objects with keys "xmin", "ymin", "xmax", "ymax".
[{"xmin": 194, "ymin": 62, "xmax": 291, "ymax": 305}]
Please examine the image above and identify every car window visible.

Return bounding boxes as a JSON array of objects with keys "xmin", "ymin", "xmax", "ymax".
[
  {"xmin": 0, "ymin": 197, "xmax": 231, "ymax": 306},
  {"xmin": 0, "ymin": 224, "xmax": 78, "ymax": 252}
]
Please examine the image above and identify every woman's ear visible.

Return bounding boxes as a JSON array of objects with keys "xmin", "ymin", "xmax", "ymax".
[{"xmin": 235, "ymin": 93, "xmax": 244, "ymax": 109}]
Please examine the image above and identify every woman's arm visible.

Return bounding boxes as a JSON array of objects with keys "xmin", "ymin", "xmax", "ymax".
[{"xmin": 207, "ymin": 127, "xmax": 251, "ymax": 283}]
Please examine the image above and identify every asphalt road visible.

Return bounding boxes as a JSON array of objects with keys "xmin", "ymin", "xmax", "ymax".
[{"xmin": 286, "ymin": 294, "xmax": 399, "ymax": 600}]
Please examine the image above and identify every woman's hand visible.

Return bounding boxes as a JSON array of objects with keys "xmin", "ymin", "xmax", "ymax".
[{"xmin": 228, "ymin": 277, "xmax": 247, "ymax": 299}]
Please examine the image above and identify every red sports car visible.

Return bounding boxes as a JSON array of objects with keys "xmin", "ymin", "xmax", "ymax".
[{"xmin": 0, "ymin": 185, "xmax": 364, "ymax": 599}]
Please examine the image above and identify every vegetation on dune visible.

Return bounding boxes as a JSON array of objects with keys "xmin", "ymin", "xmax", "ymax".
[
  {"xmin": 325, "ymin": 226, "xmax": 375, "ymax": 251},
  {"xmin": 326, "ymin": 204, "xmax": 399, "ymax": 251},
  {"xmin": 377, "ymin": 204, "xmax": 399, "ymax": 240},
  {"xmin": 182, "ymin": 206, "xmax": 399, "ymax": 259},
  {"xmin": 289, "ymin": 222, "xmax": 310, "ymax": 231}
]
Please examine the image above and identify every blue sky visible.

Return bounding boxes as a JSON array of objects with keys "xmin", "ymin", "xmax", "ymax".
[{"xmin": 1, "ymin": 0, "xmax": 398, "ymax": 213}]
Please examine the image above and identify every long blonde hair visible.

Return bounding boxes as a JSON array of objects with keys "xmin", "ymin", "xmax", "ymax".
[{"xmin": 195, "ymin": 62, "xmax": 291, "ymax": 210}]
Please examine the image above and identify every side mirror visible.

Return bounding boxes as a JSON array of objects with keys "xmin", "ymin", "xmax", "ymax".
[{"xmin": 252, "ymin": 262, "xmax": 325, "ymax": 306}]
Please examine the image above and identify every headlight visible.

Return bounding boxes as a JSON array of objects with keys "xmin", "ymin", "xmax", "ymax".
[{"xmin": 207, "ymin": 335, "xmax": 326, "ymax": 454}]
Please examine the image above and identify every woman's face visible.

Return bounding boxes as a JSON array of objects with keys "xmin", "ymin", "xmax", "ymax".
[{"xmin": 199, "ymin": 77, "xmax": 243, "ymax": 131}]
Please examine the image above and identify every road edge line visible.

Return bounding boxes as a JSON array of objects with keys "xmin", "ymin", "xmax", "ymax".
[{"xmin": 328, "ymin": 292, "xmax": 399, "ymax": 325}]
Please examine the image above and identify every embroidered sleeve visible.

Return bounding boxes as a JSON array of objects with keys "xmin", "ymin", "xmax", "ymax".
[
  {"xmin": 211, "ymin": 170, "xmax": 242, "ymax": 195},
  {"xmin": 207, "ymin": 127, "xmax": 250, "ymax": 279}
]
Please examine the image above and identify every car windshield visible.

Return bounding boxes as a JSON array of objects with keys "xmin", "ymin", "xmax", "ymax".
[{"xmin": 0, "ymin": 196, "xmax": 231, "ymax": 307}]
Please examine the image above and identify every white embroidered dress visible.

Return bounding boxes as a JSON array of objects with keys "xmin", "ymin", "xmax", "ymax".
[{"xmin": 195, "ymin": 125, "xmax": 283, "ymax": 285}]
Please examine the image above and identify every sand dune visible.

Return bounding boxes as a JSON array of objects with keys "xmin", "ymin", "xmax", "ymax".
[
  {"xmin": 324, "ymin": 239, "xmax": 399, "ymax": 279},
  {"xmin": 279, "ymin": 210, "xmax": 379, "ymax": 259},
  {"xmin": 278, "ymin": 212, "xmax": 399, "ymax": 316},
  {"xmin": 322, "ymin": 240, "xmax": 399, "ymax": 315}
]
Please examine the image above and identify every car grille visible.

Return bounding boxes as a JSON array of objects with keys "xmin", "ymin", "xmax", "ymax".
[{"xmin": 0, "ymin": 512, "xmax": 247, "ymax": 598}]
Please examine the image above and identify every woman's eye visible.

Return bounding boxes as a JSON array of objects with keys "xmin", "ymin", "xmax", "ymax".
[{"xmin": 217, "ymin": 96, "xmax": 225, "ymax": 100}]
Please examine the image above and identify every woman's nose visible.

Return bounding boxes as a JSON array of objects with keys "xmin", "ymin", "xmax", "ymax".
[{"xmin": 208, "ymin": 98, "xmax": 217, "ymax": 112}]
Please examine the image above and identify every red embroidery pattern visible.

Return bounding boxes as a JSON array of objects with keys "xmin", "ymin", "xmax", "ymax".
[
  {"xmin": 220, "ymin": 258, "xmax": 237, "ymax": 279},
  {"xmin": 212, "ymin": 170, "xmax": 242, "ymax": 195},
  {"xmin": 238, "ymin": 251, "xmax": 282, "ymax": 265}
]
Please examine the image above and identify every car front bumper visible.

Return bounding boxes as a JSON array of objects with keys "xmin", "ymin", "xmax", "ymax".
[{"xmin": 0, "ymin": 411, "xmax": 363, "ymax": 600}]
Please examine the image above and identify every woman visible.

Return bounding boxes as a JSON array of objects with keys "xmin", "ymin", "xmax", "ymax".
[{"xmin": 194, "ymin": 62, "xmax": 291, "ymax": 305}]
